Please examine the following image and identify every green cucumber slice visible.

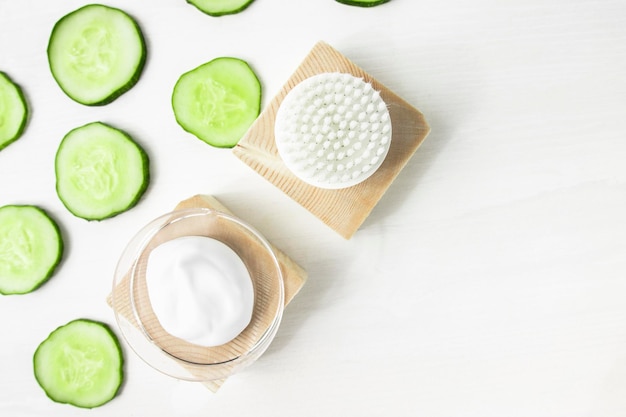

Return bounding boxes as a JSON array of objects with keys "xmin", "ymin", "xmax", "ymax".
[
  {"xmin": 55, "ymin": 122, "xmax": 149, "ymax": 220},
  {"xmin": 34, "ymin": 319, "xmax": 124, "ymax": 409},
  {"xmin": 0, "ymin": 205, "xmax": 63, "ymax": 295},
  {"xmin": 47, "ymin": 4, "xmax": 146, "ymax": 106},
  {"xmin": 172, "ymin": 57, "xmax": 261, "ymax": 148},
  {"xmin": 187, "ymin": 0, "xmax": 255, "ymax": 16},
  {"xmin": 0, "ymin": 71, "xmax": 29, "ymax": 150},
  {"xmin": 335, "ymin": 0, "xmax": 391, "ymax": 6}
]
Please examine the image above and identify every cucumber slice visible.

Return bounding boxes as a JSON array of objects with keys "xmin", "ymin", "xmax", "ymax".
[
  {"xmin": 335, "ymin": 0, "xmax": 391, "ymax": 6},
  {"xmin": 47, "ymin": 4, "xmax": 146, "ymax": 106},
  {"xmin": 187, "ymin": 0, "xmax": 255, "ymax": 16},
  {"xmin": 0, "ymin": 205, "xmax": 63, "ymax": 295},
  {"xmin": 0, "ymin": 71, "xmax": 29, "ymax": 150},
  {"xmin": 33, "ymin": 319, "xmax": 124, "ymax": 409},
  {"xmin": 55, "ymin": 122, "xmax": 149, "ymax": 220},
  {"xmin": 172, "ymin": 57, "xmax": 261, "ymax": 148}
]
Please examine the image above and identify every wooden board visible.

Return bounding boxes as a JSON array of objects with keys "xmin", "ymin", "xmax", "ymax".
[
  {"xmin": 233, "ymin": 41, "xmax": 430, "ymax": 239},
  {"xmin": 107, "ymin": 195, "xmax": 307, "ymax": 392}
]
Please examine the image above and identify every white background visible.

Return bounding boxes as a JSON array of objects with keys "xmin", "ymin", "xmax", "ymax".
[{"xmin": 2, "ymin": 0, "xmax": 626, "ymax": 415}]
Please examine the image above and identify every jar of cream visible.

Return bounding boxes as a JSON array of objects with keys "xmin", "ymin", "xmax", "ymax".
[{"xmin": 111, "ymin": 208, "xmax": 284, "ymax": 382}]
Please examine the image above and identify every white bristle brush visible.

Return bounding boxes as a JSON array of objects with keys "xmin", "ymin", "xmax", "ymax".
[{"xmin": 275, "ymin": 72, "xmax": 392, "ymax": 189}]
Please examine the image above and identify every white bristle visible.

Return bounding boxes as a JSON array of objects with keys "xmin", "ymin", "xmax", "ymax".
[{"xmin": 274, "ymin": 72, "xmax": 392, "ymax": 189}]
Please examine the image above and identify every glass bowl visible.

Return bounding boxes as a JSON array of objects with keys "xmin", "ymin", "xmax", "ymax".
[{"xmin": 112, "ymin": 208, "xmax": 284, "ymax": 382}]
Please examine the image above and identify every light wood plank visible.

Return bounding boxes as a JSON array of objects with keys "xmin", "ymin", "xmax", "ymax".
[{"xmin": 233, "ymin": 41, "xmax": 430, "ymax": 239}]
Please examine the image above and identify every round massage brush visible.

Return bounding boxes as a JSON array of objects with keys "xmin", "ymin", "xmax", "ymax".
[{"xmin": 274, "ymin": 72, "xmax": 392, "ymax": 189}]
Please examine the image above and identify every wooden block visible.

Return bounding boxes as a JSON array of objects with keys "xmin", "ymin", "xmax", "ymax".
[
  {"xmin": 233, "ymin": 41, "xmax": 430, "ymax": 239},
  {"xmin": 107, "ymin": 195, "xmax": 307, "ymax": 392}
]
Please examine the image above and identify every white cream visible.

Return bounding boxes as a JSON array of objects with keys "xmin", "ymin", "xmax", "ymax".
[{"xmin": 145, "ymin": 236, "xmax": 254, "ymax": 347}]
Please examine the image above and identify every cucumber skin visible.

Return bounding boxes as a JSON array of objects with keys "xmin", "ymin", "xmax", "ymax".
[
  {"xmin": 0, "ymin": 72, "xmax": 29, "ymax": 151},
  {"xmin": 55, "ymin": 122, "xmax": 150, "ymax": 221},
  {"xmin": 33, "ymin": 319, "xmax": 124, "ymax": 409},
  {"xmin": 187, "ymin": 0, "xmax": 255, "ymax": 16},
  {"xmin": 46, "ymin": 4, "xmax": 147, "ymax": 106},
  {"xmin": 0, "ymin": 205, "xmax": 64, "ymax": 295},
  {"xmin": 335, "ymin": 0, "xmax": 391, "ymax": 6}
]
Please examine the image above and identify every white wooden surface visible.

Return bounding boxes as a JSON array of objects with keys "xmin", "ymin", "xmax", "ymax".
[{"xmin": 1, "ymin": 0, "xmax": 626, "ymax": 416}]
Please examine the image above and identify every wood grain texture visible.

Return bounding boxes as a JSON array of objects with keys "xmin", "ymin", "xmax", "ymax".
[
  {"xmin": 107, "ymin": 195, "xmax": 307, "ymax": 392},
  {"xmin": 233, "ymin": 41, "xmax": 430, "ymax": 239}
]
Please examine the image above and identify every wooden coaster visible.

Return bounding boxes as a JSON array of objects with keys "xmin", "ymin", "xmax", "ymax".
[
  {"xmin": 233, "ymin": 41, "xmax": 430, "ymax": 239},
  {"xmin": 107, "ymin": 194, "xmax": 307, "ymax": 392}
]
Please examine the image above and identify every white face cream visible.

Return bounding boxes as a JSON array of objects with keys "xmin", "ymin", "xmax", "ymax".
[{"xmin": 145, "ymin": 236, "xmax": 254, "ymax": 347}]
